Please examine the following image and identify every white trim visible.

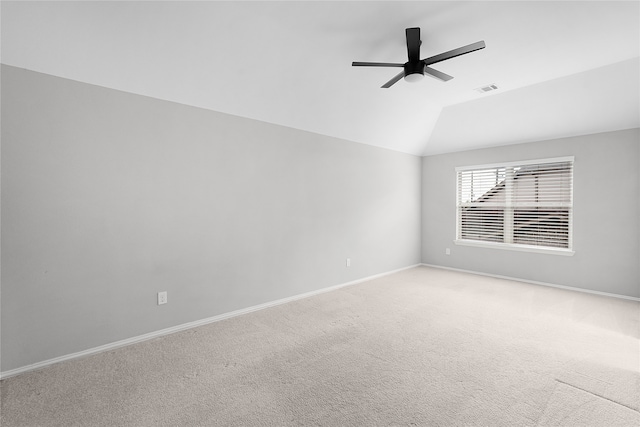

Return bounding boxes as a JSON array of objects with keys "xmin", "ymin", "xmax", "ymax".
[
  {"xmin": 0, "ymin": 264, "xmax": 420, "ymax": 380},
  {"xmin": 421, "ymin": 263, "xmax": 639, "ymax": 302},
  {"xmin": 455, "ymin": 156, "xmax": 575, "ymax": 172},
  {"xmin": 454, "ymin": 239, "xmax": 575, "ymax": 256}
]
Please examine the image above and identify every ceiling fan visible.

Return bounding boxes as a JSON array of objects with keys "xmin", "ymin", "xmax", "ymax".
[{"xmin": 352, "ymin": 27, "xmax": 486, "ymax": 88}]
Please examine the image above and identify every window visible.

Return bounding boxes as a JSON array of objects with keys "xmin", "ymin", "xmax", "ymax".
[{"xmin": 456, "ymin": 157, "xmax": 574, "ymax": 254}]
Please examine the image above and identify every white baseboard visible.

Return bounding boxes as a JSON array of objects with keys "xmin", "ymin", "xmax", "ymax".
[
  {"xmin": 420, "ymin": 263, "xmax": 640, "ymax": 302},
  {"xmin": 0, "ymin": 264, "xmax": 421, "ymax": 380}
]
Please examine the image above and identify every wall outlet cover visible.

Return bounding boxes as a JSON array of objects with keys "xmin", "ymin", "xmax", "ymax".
[{"xmin": 158, "ymin": 291, "xmax": 168, "ymax": 305}]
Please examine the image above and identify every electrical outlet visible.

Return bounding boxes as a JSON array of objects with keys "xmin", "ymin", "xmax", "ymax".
[
  {"xmin": 445, "ymin": 248, "xmax": 451, "ymax": 255},
  {"xmin": 346, "ymin": 258, "xmax": 351, "ymax": 267},
  {"xmin": 158, "ymin": 291, "xmax": 168, "ymax": 305}
]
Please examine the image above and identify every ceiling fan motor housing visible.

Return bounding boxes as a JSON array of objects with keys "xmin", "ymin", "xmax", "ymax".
[{"xmin": 404, "ymin": 61, "xmax": 425, "ymax": 81}]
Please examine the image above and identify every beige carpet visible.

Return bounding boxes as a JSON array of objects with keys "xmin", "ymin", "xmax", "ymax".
[
  {"xmin": 1, "ymin": 266, "xmax": 639, "ymax": 426},
  {"xmin": 536, "ymin": 381, "xmax": 640, "ymax": 426}
]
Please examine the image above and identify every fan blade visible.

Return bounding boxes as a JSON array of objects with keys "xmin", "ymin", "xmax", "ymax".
[
  {"xmin": 424, "ymin": 66, "xmax": 453, "ymax": 81},
  {"xmin": 352, "ymin": 62, "xmax": 404, "ymax": 67},
  {"xmin": 381, "ymin": 71, "xmax": 405, "ymax": 88},
  {"xmin": 406, "ymin": 27, "xmax": 421, "ymax": 63},
  {"xmin": 422, "ymin": 41, "xmax": 486, "ymax": 66}
]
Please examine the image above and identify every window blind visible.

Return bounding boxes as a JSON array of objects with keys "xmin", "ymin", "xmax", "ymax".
[{"xmin": 456, "ymin": 158, "xmax": 573, "ymax": 250}]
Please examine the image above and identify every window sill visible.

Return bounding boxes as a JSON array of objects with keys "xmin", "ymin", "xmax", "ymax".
[{"xmin": 454, "ymin": 239, "xmax": 575, "ymax": 256}]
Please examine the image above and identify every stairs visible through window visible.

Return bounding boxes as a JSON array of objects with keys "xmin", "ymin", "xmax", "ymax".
[{"xmin": 456, "ymin": 157, "xmax": 573, "ymax": 252}]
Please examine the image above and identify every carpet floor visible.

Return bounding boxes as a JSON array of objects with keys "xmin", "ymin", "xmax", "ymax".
[{"xmin": 1, "ymin": 266, "xmax": 639, "ymax": 426}]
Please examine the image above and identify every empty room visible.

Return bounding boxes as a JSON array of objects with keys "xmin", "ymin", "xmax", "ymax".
[{"xmin": 1, "ymin": 1, "xmax": 639, "ymax": 426}]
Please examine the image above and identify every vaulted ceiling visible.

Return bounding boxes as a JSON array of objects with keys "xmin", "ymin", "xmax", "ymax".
[{"xmin": 2, "ymin": 1, "xmax": 639, "ymax": 155}]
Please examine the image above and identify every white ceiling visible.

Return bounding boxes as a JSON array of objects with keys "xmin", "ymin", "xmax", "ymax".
[{"xmin": 2, "ymin": 1, "xmax": 639, "ymax": 156}]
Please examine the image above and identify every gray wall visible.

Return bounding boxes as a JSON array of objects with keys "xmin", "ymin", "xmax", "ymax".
[
  {"xmin": 422, "ymin": 128, "xmax": 640, "ymax": 298},
  {"xmin": 1, "ymin": 65, "xmax": 422, "ymax": 372}
]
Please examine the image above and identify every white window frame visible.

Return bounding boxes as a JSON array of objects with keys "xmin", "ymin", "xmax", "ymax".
[{"xmin": 455, "ymin": 156, "xmax": 575, "ymax": 256}]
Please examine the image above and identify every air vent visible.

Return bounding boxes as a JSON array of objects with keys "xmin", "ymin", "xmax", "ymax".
[{"xmin": 475, "ymin": 84, "xmax": 498, "ymax": 93}]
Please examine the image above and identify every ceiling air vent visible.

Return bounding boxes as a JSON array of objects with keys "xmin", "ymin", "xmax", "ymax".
[{"xmin": 475, "ymin": 84, "xmax": 498, "ymax": 93}]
